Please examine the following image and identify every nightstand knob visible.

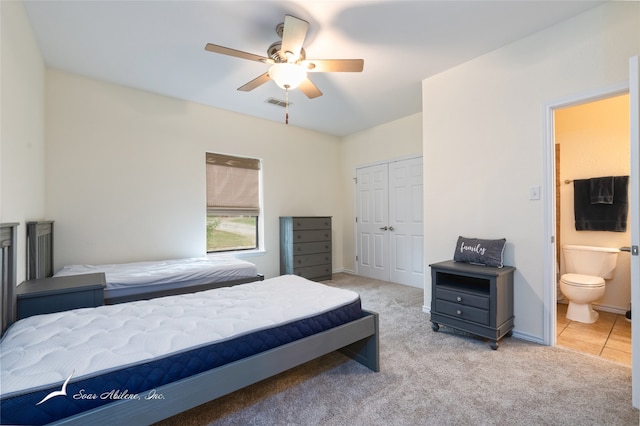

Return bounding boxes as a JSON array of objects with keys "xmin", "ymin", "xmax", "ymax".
[
  {"xmin": 456, "ymin": 310, "xmax": 462, "ymax": 315},
  {"xmin": 456, "ymin": 296, "xmax": 462, "ymax": 302}
]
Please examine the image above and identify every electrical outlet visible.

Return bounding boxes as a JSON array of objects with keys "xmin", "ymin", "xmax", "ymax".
[{"xmin": 529, "ymin": 185, "xmax": 540, "ymax": 200}]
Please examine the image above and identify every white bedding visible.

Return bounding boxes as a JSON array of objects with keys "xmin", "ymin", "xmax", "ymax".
[
  {"xmin": 0, "ymin": 275, "xmax": 359, "ymax": 396},
  {"xmin": 54, "ymin": 256, "xmax": 257, "ymax": 289}
]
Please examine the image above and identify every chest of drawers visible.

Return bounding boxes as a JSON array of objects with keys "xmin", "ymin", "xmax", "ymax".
[
  {"xmin": 280, "ymin": 216, "xmax": 332, "ymax": 281},
  {"xmin": 429, "ymin": 260, "xmax": 515, "ymax": 350}
]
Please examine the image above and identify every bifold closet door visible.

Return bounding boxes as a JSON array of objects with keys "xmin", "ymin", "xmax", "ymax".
[
  {"xmin": 356, "ymin": 157, "xmax": 424, "ymax": 287},
  {"xmin": 356, "ymin": 164, "xmax": 389, "ymax": 281},
  {"xmin": 388, "ymin": 157, "xmax": 424, "ymax": 287}
]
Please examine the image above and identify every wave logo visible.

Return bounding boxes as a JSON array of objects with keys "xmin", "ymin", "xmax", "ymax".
[{"xmin": 36, "ymin": 371, "xmax": 74, "ymax": 405}]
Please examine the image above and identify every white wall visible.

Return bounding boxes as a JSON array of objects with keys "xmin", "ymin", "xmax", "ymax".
[
  {"xmin": 339, "ymin": 113, "xmax": 423, "ymax": 273},
  {"xmin": 45, "ymin": 70, "xmax": 342, "ymax": 279},
  {"xmin": 422, "ymin": 2, "xmax": 640, "ymax": 341},
  {"xmin": 0, "ymin": 1, "xmax": 46, "ymax": 284}
]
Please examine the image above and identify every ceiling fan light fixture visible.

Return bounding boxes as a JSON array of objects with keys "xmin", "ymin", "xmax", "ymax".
[{"xmin": 268, "ymin": 62, "xmax": 306, "ymax": 90}]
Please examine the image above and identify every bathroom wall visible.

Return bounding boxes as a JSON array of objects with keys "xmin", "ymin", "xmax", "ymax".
[{"xmin": 555, "ymin": 93, "xmax": 631, "ymax": 313}]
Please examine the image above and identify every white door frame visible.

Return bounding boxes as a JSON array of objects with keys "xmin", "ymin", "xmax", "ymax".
[
  {"xmin": 544, "ymin": 58, "xmax": 640, "ymax": 410},
  {"xmin": 628, "ymin": 56, "xmax": 639, "ymax": 409},
  {"xmin": 542, "ymin": 81, "xmax": 630, "ymax": 347}
]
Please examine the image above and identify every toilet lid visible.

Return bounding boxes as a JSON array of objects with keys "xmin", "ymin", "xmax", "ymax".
[{"xmin": 561, "ymin": 273, "xmax": 605, "ymax": 286}]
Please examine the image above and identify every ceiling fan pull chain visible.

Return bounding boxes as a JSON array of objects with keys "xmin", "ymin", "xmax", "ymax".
[{"xmin": 285, "ymin": 87, "xmax": 289, "ymax": 125}]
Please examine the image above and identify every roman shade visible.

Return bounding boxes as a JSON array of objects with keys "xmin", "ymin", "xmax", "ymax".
[{"xmin": 206, "ymin": 153, "xmax": 260, "ymax": 215}]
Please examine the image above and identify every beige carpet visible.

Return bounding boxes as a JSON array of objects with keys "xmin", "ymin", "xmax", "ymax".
[{"xmin": 156, "ymin": 273, "xmax": 639, "ymax": 426}]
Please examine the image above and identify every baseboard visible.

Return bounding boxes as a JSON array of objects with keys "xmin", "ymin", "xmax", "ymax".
[
  {"xmin": 512, "ymin": 330, "xmax": 545, "ymax": 345},
  {"xmin": 592, "ymin": 303, "xmax": 628, "ymax": 316},
  {"xmin": 558, "ymin": 299, "xmax": 628, "ymax": 316}
]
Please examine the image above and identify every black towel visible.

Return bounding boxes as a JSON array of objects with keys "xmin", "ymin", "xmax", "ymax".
[
  {"xmin": 590, "ymin": 176, "xmax": 615, "ymax": 204},
  {"xmin": 574, "ymin": 175, "xmax": 629, "ymax": 232}
]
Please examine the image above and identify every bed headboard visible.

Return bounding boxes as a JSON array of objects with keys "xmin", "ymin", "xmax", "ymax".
[
  {"xmin": 26, "ymin": 221, "xmax": 54, "ymax": 280},
  {"xmin": 1, "ymin": 223, "xmax": 18, "ymax": 335}
]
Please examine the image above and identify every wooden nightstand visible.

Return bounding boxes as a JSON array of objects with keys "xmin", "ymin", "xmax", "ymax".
[
  {"xmin": 429, "ymin": 260, "xmax": 515, "ymax": 350},
  {"xmin": 17, "ymin": 273, "xmax": 106, "ymax": 319}
]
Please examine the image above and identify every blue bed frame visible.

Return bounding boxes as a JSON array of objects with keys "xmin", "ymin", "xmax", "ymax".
[
  {"xmin": 1, "ymin": 221, "xmax": 379, "ymax": 424},
  {"xmin": 51, "ymin": 310, "xmax": 379, "ymax": 425}
]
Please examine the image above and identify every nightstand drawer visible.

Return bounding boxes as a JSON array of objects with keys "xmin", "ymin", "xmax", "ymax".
[
  {"xmin": 435, "ymin": 299, "xmax": 490, "ymax": 325},
  {"xmin": 435, "ymin": 286, "xmax": 490, "ymax": 310}
]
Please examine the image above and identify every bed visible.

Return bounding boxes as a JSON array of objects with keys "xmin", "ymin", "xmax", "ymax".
[
  {"xmin": 0, "ymin": 272, "xmax": 379, "ymax": 425},
  {"xmin": 1, "ymin": 223, "xmax": 18, "ymax": 335},
  {"xmin": 27, "ymin": 221, "xmax": 264, "ymax": 304},
  {"xmin": 55, "ymin": 255, "xmax": 262, "ymax": 304}
]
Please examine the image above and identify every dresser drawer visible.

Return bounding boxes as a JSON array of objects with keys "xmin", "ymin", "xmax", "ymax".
[
  {"xmin": 293, "ymin": 230, "xmax": 331, "ymax": 243},
  {"xmin": 292, "ymin": 217, "xmax": 331, "ymax": 230},
  {"xmin": 293, "ymin": 241, "xmax": 331, "ymax": 255},
  {"xmin": 293, "ymin": 253, "xmax": 332, "ymax": 268},
  {"xmin": 435, "ymin": 299, "xmax": 490, "ymax": 325},
  {"xmin": 435, "ymin": 286, "xmax": 490, "ymax": 310},
  {"xmin": 294, "ymin": 264, "xmax": 332, "ymax": 279}
]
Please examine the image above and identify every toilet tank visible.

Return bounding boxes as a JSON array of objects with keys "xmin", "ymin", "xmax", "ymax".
[{"xmin": 563, "ymin": 245, "xmax": 620, "ymax": 279}]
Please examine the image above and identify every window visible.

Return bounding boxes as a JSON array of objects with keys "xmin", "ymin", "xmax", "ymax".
[{"xmin": 206, "ymin": 152, "xmax": 261, "ymax": 253}]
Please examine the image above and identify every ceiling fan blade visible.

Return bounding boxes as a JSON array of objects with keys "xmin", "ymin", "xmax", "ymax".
[
  {"xmin": 303, "ymin": 59, "xmax": 364, "ymax": 73},
  {"xmin": 281, "ymin": 15, "xmax": 309, "ymax": 60},
  {"xmin": 205, "ymin": 43, "xmax": 269, "ymax": 63},
  {"xmin": 237, "ymin": 72, "xmax": 271, "ymax": 92},
  {"xmin": 298, "ymin": 78, "xmax": 323, "ymax": 99}
]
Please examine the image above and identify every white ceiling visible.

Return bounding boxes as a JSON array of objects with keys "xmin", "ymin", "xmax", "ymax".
[{"xmin": 23, "ymin": 1, "xmax": 604, "ymax": 136}]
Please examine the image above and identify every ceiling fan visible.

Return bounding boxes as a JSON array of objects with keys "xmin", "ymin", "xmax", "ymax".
[{"xmin": 204, "ymin": 14, "xmax": 364, "ymax": 100}]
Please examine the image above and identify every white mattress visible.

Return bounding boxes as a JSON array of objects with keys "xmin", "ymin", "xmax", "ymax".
[
  {"xmin": 0, "ymin": 275, "xmax": 359, "ymax": 396},
  {"xmin": 54, "ymin": 256, "xmax": 258, "ymax": 298}
]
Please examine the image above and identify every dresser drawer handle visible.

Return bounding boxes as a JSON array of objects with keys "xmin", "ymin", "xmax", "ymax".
[
  {"xmin": 456, "ymin": 310, "xmax": 462, "ymax": 315},
  {"xmin": 456, "ymin": 296, "xmax": 462, "ymax": 302}
]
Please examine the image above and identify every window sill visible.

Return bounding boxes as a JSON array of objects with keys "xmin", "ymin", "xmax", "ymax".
[{"xmin": 207, "ymin": 249, "xmax": 266, "ymax": 260}]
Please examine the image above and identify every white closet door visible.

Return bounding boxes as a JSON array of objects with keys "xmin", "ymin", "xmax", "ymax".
[
  {"xmin": 356, "ymin": 157, "xmax": 424, "ymax": 287},
  {"xmin": 356, "ymin": 164, "xmax": 389, "ymax": 281},
  {"xmin": 389, "ymin": 157, "xmax": 424, "ymax": 288}
]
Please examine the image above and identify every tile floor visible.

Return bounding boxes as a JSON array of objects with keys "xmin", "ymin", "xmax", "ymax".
[{"xmin": 556, "ymin": 303, "xmax": 631, "ymax": 366}]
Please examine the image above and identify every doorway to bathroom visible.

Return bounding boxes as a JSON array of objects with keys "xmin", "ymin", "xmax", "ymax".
[
  {"xmin": 544, "ymin": 58, "xmax": 640, "ymax": 408},
  {"xmin": 553, "ymin": 93, "xmax": 632, "ymax": 365}
]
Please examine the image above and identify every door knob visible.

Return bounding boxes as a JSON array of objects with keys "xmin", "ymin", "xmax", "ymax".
[
  {"xmin": 379, "ymin": 226, "xmax": 388, "ymax": 231},
  {"xmin": 388, "ymin": 226, "xmax": 394, "ymax": 231}
]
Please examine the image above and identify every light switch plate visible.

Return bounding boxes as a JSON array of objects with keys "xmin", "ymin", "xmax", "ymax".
[{"xmin": 529, "ymin": 185, "xmax": 541, "ymax": 200}]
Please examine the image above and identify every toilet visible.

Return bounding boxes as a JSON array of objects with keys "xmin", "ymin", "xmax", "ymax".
[{"xmin": 559, "ymin": 245, "xmax": 620, "ymax": 324}]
